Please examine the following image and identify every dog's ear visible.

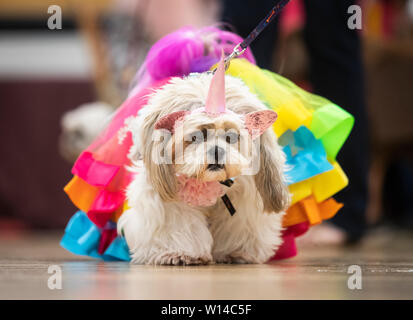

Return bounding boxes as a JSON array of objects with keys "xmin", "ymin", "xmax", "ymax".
[
  {"xmin": 254, "ymin": 130, "xmax": 290, "ymax": 213},
  {"xmin": 145, "ymin": 138, "xmax": 178, "ymax": 201},
  {"xmin": 245, "ymin": 110, "xmax": 277, "ymax": 139},
  {"xmin": 138, "ymin": 110, "xmax": 182, "ymax": 202},
  {"xmin": 154, "ymin": 110, "xmax": 190, "ymax": 133}
]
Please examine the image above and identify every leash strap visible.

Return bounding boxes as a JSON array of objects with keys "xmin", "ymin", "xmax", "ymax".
[
  {"xmin": 220, "ymin": 179, "xmax": 236, "ymax": 216},
  {"xmin": 221, "ymin": 194, "xmax": 236, "ymax": 216},
  {"xmin": 240, "ymin": 0, "xmax": 291, "ymax": 50},
  {"xmin": 224, "ymin": 0, "xmax": 291, "ymax": 68}
]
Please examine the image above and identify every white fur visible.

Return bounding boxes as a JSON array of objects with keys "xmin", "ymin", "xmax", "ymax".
[
  {"xmin": 210, "ymin": 175, "xmax": 285, "ymax": 264},
  {"xmin": 119, "ymin": 169, "xmax": 213, "ymax": 265},
  {"xmin": 117, "ymin": 74, "xmax": 290, "ymax": 265}
]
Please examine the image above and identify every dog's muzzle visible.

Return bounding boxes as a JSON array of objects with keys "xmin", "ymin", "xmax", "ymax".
[{"xmin": 207, "ymin": 163, "xmax": 224, "ymax": 171}]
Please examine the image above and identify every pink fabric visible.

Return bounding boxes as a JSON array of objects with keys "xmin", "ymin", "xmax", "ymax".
[
  {"xmin": 87, "ymin": 211, "xmax": 113, "ymax": 229},
  {"xmin": 98, "ymin": 228, "xmax": 118, "ymax": 255},
  {"xmin": 272, "ymin": 233, "xmax": 297, "ymax": 260},
  {"xmin": 271, "ymin": 222, "xmax": 309, "ymax": 260},
  {"xmin": 177, "ymin": 175, "xmax": 225, "ymax": 207},
  {"xmin": 129, "ymin": 26, "xmax": 256, "ymax": 97},
  {"xmin": 86, "ymin": 79, "xmax": 170, "ymax": 158},
  {"xmin": 72, "ymin": 152, "xmax": 120, "ymax": 187},
  {"xmin": 71, "ymin": 79, "xmax": 170, "ymax": 198},
  {"xmin": 89, "ymin": 190, "xmax": 125, "ymax": 214},
  {"xmin": 71, "ymin": 81, "xmax": 171, "ymax": 228}
]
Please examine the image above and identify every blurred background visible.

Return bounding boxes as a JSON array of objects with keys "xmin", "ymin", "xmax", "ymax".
[{"xmin": 0, "ymin": 0, "xmax": 413, "ymax": 244}]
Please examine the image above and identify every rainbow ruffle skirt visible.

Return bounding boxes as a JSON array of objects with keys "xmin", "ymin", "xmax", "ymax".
[{"xmin": 61, "ymin": 59, "xmax": 353, "ymax": 261}]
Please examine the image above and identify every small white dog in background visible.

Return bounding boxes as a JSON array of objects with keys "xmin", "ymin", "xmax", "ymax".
[
  {"xmin": 118, "ymin": 58, "xmax": 290, "ymax": 265},
  {"xmin": 60, "ymin": 102, "xmax": 114, "ymax": 162}
]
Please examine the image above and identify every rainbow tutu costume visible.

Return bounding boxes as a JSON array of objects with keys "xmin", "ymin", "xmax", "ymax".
[{"xmin": 61, "ymin": 27, "xmax": 353, "ymax": 261}]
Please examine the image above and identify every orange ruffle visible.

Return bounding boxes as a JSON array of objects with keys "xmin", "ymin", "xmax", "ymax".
[
  {"xmin": 64, "ymin": 176, "xmax": 99, "ymax": 213},
  {"xmin": 283, "ymin": 196, "xmax": 343, "ymax": 228}
]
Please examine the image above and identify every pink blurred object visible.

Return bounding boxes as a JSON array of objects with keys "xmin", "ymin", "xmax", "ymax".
[{"xmin": 280, "ymin": 0, "xmax": 305, "ymax": 36}]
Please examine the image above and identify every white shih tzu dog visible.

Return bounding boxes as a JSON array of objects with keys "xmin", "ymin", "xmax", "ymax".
[{"xmin": 117, "ymin": 56, "xmax": 290, "ymax": 265}]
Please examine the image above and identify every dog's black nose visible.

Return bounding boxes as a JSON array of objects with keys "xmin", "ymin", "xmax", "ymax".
[{"xmin": 208, "ymin": 146, "xmax": 225, "ymax": 163}]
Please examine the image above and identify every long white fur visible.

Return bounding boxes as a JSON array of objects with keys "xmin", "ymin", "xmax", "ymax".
[{"xmin": 118, "ymin": 73, "xmax": 290, "ymax": 265}]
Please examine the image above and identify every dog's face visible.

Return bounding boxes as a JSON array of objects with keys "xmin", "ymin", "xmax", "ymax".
[
  {"xmin": 163, "ymin": 111, "xmax": 250, "ymax": 182},
  {"xmin": 127, "ymin": 73, "xmax": 290, "ymax": 213}
]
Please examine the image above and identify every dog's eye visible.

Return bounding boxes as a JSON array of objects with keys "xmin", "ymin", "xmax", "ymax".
[
  {"xmin": 189, "ymin": 129, "xmax": 209, "ymax": 143},
  {"xmin": 225, "ymin": 131, "xmax": 239, "ymax": 144},
  {"xmin": 190, "ymin": 130, "xmax": 204, "ymax": 143}
]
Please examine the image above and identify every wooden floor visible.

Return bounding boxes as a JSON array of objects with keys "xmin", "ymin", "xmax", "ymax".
[{"xmin": 1, "ymin": 228, "xmax": 413, "ymax": 299}]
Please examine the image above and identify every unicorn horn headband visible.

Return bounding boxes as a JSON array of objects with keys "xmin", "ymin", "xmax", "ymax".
[
  {"xmin": 186, "ymin": 52, "xmax": 234, "ymax": 117},
  {"xmin": 204, "ymin": 52, "xmax": 226, "ymax": 115}
]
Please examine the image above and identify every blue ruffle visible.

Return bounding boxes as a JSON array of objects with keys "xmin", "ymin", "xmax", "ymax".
[
  {"xmin": 60, "ymin": 211, "xmax": 131, "ymax": 261},
  {"xmin": 280, "ymin": 126, "xmax": 334, "ymax": 185}
]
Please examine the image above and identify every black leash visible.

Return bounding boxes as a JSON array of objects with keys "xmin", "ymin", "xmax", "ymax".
[
  {"xmin": 240, "ymin": 0, "xmax": 291, "ymax": 51},
  {"xmin": 224, "ymin": 0, "xmax": 291, "ymax": 68}
]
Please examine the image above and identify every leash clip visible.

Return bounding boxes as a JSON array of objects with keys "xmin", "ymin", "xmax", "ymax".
[
  {"xmin": 210, "ymin": 43, "xmax": 246, "ymax": 74},
  {"xmin": 224, "ymin": 44, "xmax": 246, "ymax": 70}
]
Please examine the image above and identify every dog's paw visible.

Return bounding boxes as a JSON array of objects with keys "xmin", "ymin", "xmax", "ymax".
[
  {"xmin": 215, "ymin": 253, "xmax": 261, "ymax": 264},
  {"xmin": 155, "ymin": 253, "xmax": 212, "ymax": 265}
]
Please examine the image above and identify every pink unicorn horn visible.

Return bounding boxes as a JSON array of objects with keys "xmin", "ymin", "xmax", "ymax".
[{"xmin": 205, "ymin": 52, "xmax": 226, "ymax": 115}]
